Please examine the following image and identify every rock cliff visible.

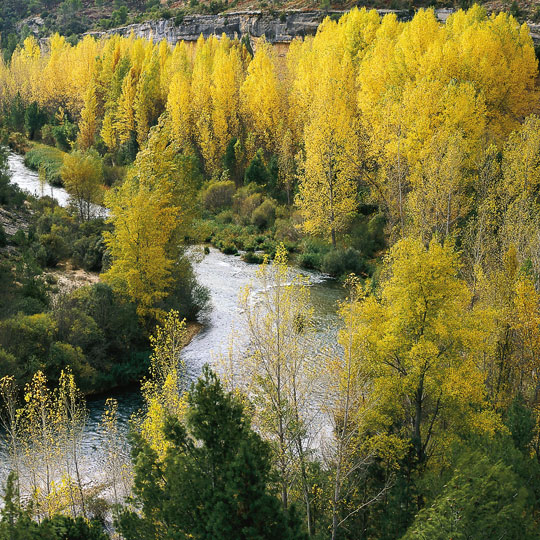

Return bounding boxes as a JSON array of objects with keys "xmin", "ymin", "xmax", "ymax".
[{"xmin": 84, "ymin": 10, "xmax": 412, "ymax": 45}]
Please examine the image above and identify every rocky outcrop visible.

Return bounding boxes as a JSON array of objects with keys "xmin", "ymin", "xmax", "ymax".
[
  {"xmin": 84, "ymin": 10, "xmax": 413, "ymax": 45},
  {"xmin": 26, "ymin": 9, "xmax": 540, "ymax": 47},
  {"xmin": 84, "ymin": 9, "xmax": 540, "ymax": 45}
]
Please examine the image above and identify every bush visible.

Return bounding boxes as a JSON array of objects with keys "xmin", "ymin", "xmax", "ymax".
[
  {"xmin": 7, "ymin": 132, "xmax": 28, "ymax": 153},
  {"xmin": 242, "ymin": 251, "xmax": 264, "ymax": 264},
  {"xmin": 0, "ymin": 225, "xmax": 6, "ymax": 247},
  {"xmin": 233, "ymin": 188, "xmax": 263, "ymax": 223},
  {"xmin": 0, "ymin": 152, "xmax": 25, "ymax": 207},
  {"xmin": 349, "ymin": 211, "xmax": 386, "ymax": 257},
  {"xmin": 222, "ymin": 243, "xmax": 238, "ymax": 255},
  {"xmin": 251, "ymin": 199, "xmax": 276, "ymax": 230},
  {"xmin": 298, "ymin": 238, "xmax": 330, "ymax": 270},
  {"xmin": 51, "ymin": 121, "xmax": 77, "ymax": 151},
  {"xmin": 216, "ymin": 209, "xmax": 235, "ymax": 224},
  {"xmin": 275, "ymin": 217, "xmax": 300, "ymax": 243},
  {"xmin": 202, "ymin": 180, "xmax": 236, "ymax": 212},
  {"xmin": 321, "ymin": 247, "xmax": 369, "ymax": 277},
  {"xmin": 244, "ymin": 149, "xmax": 271, "ymax": 186},
  {"xmin": 12, "ymin": 229, "xmax": 27, "ymax": 246},
  {"xmin": 37, "ymin": 233, "xmax": 68, "ymax": 267},
  {"xmin": 41, "ymin": 124, "xmax": 56, "ymax": 145},
  {"xmin": 72, "ymin": 235, "xmax": 106, "ymax": 271}
]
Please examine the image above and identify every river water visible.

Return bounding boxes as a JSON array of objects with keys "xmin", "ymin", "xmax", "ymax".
[{"xmin": 5, "ymin": 152, "xmax": 344, "ymax": 489}]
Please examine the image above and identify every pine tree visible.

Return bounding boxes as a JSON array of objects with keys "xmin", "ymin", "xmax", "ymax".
[{"xmin": 117, "ymin": 367, "xmax": 307, "ymax": 540}]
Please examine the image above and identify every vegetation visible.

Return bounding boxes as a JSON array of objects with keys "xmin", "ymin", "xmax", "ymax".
[{"xmin": 0, "ymin": 4, "xmax": 540, "ymax": 540}]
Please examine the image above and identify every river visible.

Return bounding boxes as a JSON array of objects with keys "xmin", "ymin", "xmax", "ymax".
[{"xmin": 5, "ymin": 152, "xmax": 345, "ymax": 491}]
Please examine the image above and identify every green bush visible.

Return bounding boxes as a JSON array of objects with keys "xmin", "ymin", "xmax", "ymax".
[
  {"xmin": 349, "ymin": 211, "xmax": 386, "ymax": 257},
  {"xmin": 244, "ymin": 149, "xmax": 272, "ymax": 186},
  {"xmin": 203, "ymin": 180, "xmax": 236, "ymax": 212},
  {"xmin": 274, "ymin": 217, "xmax": 300, "ymax": 243},
  {"xmin": 12, "ymin": 229, "xmax": 27, "ymax": 246},
  {"xmin": 233, "ymin": 188, "xmax": 263, "ymax": 223},
  {"xmin": 298, "ymin": 238, "xmax": 330, "ymax": 270},
  {"xmin": 222, "ymin": 243, "xmax": 238, "ymax": 255},
  {"xmin": 242, "ymin": 251, "xmax": 264, "ymax": 264},
  {"xmin": 41, "ymin": 124, "xmax": 56, "ymax": 146},
  {"xmin": 216, "ymin": 209, "xmax": 235, "ymax": 224},
  {"xmin": 51, "ymin": 121, "xmax": 77, "ymax": 151},
  {"xmin": 321, "ymin": 247, "xmax": 369, "ymax": 277},
  {"xmin": 72, "ymin": 235, "xmax": 105, "ymax": 271},
  {"xmin": 0, "ymin": 225, "xmax": 6, "ymax": 247},
  {"xmin": 251, "ymin": 199, "xmax": 276, "ymax": 230},
  {"xmin": 37, "ymin": 233, "xmax": 68, "ymax": 267}
]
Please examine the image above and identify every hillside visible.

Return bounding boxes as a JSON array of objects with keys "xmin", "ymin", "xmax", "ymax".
[{"xmin": 1, "ymin": 0, "xmax": 539, "ymax": 52}]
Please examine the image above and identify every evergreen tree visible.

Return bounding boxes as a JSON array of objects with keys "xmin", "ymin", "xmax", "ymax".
[
  {"xmin": 402, "ymin": 451, "xmax": 536, "ymax": 540},
  {"xmin": 117, "ymin": 367, "xmax": 306, "ymax": 540}
]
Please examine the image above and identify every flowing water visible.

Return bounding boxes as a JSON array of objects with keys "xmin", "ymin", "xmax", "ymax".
[
  {"xmin": 8, "ymin": 152, "xmax": 70, "ymax": 206},
  {"xmin": 5, "ymin": 152, "xmax": 345, "ymax": 489}
]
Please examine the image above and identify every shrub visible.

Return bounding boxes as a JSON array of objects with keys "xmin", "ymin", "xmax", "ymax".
[
  {"xmin": 37, "ymin": 233, "xmax": 68, "ymax": 267},
  {"xmin": 244, "ymin": 149, "xmax": 271, "ymax": 185},
  {"xmin": 7, "ymin": 132, "xmax": 28, "ymax": 153},
  {"xmin": 298, "ymin": 238, "xmax": 330, "ymax": 270},
  {"xmin": 41, "ymin": 124, "xmax": 55, "ymax": 145},
  {"xmin": 203, "ymin": 180, "xmax": 236, "ymax": 212},
  {"xmin": 0, "ymin": 224, "xmax": 6, "ymax": 247},
  {"xmin": 12, "ymin": 229, "xmax": 27, "ymax": 246},
  {"xmin": 72, "ymin": 235, "xmax": 105, "ymax": 271},
  {"xmin": 275, "ymin": 217, "xmax": 300, "ymax": 243},
  {"xmin": 242, "ymin": 251, "xmax": 265, "ymax": 264},
  {"xmin": 51, "ymin": 121, "xmax": 77, "ymax": 151},
  {"xmin": 0, "ymin": 151, "xmax": 25, "ymax": 207},
  {"xmin": 321, "ymin": 247, "xmax": 369, "ymax": 277},
  {"xmin": 222, "ymin": 243, "xmax": 238, "ymax": 255},
  {"xmin": 251, "ymin": 199, "xmax": 276, "ymax": 230},
  {"xmin": 216, "ymin": 209, "xmax": 235, "ymax": 224},
  {"xmin": 234, "ymin": 190, "xmax": 263, "ymax": 223},
  {"xmin": 350, "ymin": 211, "xmax": 386, "ymax": 257}
]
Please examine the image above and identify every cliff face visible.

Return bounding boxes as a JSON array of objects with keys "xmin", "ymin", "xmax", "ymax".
[
  {"xmin": 70, "ymin": 9, "xmax": 540, "ymax": 46},
  {"xmin": 84, "ymin": 10, "xmax": 415, "ymax": 45}
]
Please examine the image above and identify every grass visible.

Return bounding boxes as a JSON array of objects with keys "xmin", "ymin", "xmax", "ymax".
[{"xmin": 24, "ymin": 143, "xmax": 67, "ymax": 187}]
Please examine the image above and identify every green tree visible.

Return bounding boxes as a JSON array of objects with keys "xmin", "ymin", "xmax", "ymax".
[
  {"xmin": 402, "ymin": 451, "xmax": 536, "ymax": 540},
  {"xmin": 117, "ymin": 367, "xmax": 306, "ymax": 540}
]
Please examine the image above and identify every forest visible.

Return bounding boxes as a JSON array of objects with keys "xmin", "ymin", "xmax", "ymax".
[{"xmin": 0, "ymin": 4, "xmax": 540, "ymax": 539}]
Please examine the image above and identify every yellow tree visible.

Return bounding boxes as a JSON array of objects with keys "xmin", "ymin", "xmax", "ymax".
[
  {"xmin": 103, "ymin": 123, "xmax": 197, "ymax": 320},
  {"xmin": 134, "ymin": 49, "xmax": 164, "ymax": 147},
  {"xmin": 115, "ymin": 67, "xmax": 138, "ymax": 146},
  {"xmin": 239, "ymin": 244, "xmax": 319, "ymax": 530},
  {"xmin": 324, "ymin": 276, "xmax": 404, "ymax": 540},
  {"xmin": 241, "ymin": 40, "xmax": 283, "ymax": 156},
  {"xmin": 61, "ymin": 151, "xmax": 104, "ymax": 221},
  {"xmin": 140, "ymin": 310, "xmax": 188, "ymax": 459},
  {"xmin": 295, "ymin": 49, "xmax": 359, "ymax": 247},
  {"xmin": 343, "ymin": 238, "xmax": 500, "ymax": 468},
  {"xmin": 56, "ymin": 368, "xmax": 87, "ymax": 517},
  {"xmin": 77, "ymin": 82, "xmax": 99, "ymax": 151},
  {"xmin": 209, "ymin": 41, "xmax": 243, "ymax": 175},
  {"xmin": 166, "ymin": 45, "xmax": 193, "ymax": 152},
  {"xmin": 191, "ymin": 35, "xmax": 217, "ymax": 176}
]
